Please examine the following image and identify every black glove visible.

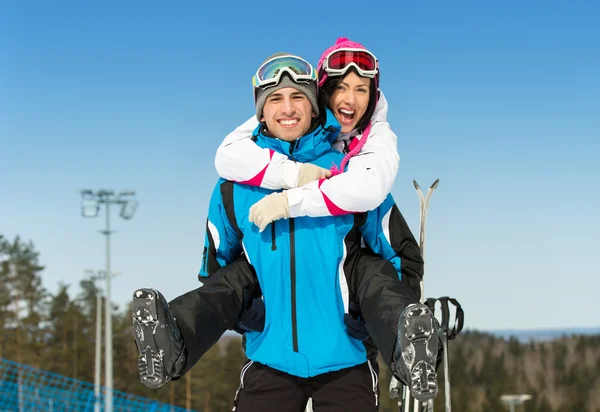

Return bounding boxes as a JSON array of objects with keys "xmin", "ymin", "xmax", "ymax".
[
  {"xmin": 236, "ymin": 288, "xmax": 265, "ymax": 333},
  {"xmin": 344, "ymin": 301, "xmax": 370, "ymax": 341}
]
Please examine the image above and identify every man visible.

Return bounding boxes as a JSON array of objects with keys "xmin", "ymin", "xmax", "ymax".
[{"xmin": 132, "ymin": 53, "xmax": 439, "ymax": 411}]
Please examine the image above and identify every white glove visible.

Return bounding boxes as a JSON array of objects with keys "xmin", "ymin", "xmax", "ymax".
[
  {"xmin": 297, "ymin": 163, "xmax": 331, "ymax": 187},
  {"xmin": 249, "ymin": 191, "xmax": 290, "ymax": 233}
]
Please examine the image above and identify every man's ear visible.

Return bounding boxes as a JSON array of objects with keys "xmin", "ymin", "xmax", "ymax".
[
  {"xmin": 260, "ymin": 115, "xmax": 265, "ymax": 122},
  {"xmin": 312, "ymin": 110, "xmax": 317, "ymax": 118}
]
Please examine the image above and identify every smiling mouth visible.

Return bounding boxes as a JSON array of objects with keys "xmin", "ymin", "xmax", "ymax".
[
  {"xmin": 338, "ymin": 108, "xmax": 355, "ymax": 125},
  {"xmin": 278, "ymin": 119, "xmax": 299, "ymax": 127}
]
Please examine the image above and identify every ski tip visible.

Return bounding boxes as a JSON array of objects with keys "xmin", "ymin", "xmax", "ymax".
[
  {"xmin": 430, "ymin": 179, "xmax": 440, "ymax": 189},
  {"xmin": 413, "ymin": 180, "xmax": 420, "ymax": 190}
]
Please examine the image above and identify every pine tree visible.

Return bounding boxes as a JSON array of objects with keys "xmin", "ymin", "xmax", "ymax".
[{"xmin": 1, "ymin": 236, "xmax": 49, "ymax": 367}]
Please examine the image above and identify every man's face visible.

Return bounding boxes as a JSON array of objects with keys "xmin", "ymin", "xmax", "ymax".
[{"xmin": 260, "ymin": 87, "xmax": 316, "ymax": 142}]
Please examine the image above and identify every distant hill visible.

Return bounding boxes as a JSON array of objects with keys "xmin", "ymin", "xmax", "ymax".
[{"xmin": 487, "ymin": 327, "xmax": 600, "ymax": 342}]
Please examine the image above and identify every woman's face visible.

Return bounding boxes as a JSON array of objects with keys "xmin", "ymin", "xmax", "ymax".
[{"xmin": 328, "ymin": 71, "xmax": 371, "ymax": 133}]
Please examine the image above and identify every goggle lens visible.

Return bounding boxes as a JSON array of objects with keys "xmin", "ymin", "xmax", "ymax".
[
  {"xmin": 327, "ymin": 50, "xmax": 377, "ymax": 72},
  {"xmin": 256, "ymin": 56, "xmax": 314, "ymax": 83}
]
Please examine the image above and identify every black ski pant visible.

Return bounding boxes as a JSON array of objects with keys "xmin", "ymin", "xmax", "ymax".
[
  {"xmin": 169, "ymin": 256, "xmax": 259, "ymax": 376},
  {"xmin": 349, "ymin": 250, "xmax": 421, "ymax": 382},
  {"xmin": 233, "ymin": 360, "xmax": 380, "ymax": 412}
]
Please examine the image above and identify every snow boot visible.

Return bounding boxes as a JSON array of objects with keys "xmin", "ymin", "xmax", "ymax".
[
  {"xmin": 132, "ymin": 288, "xmax": 186, "ymax": 389},
  {"xmin": 392, "ymin": 302, "xmax": 439, "ymax": 401}
]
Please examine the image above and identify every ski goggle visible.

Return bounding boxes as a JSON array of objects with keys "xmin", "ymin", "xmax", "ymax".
[
  {"xmin": 321, "ymin": 48, "xmax": 379, "ymax": 79},
  {"xmin": 252, "ymin": 55, "xmax": 317, "ymax": 94}
]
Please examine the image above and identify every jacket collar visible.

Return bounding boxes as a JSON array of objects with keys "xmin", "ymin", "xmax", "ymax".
[{"xmin": 253, "ymin": 109, "xmax": 341, "ymax": 163}]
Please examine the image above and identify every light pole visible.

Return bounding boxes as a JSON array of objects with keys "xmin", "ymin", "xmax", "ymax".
[
  {"xmin": 84, "ymin": 269, "xmax": 103, "ymax": 412},
  {"xmin": 500, "ymin": 394, "xmax": 533, "ymax": 412},
  {"xmin": 80, "ymin": 190, "xmax": 138, "ymax": 412},
  {"xmin": 84, "ymin": 270, "xmax": 122, "ymax": 412}
]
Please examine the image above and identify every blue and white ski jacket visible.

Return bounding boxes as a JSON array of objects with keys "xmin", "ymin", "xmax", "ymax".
[{"xmin": 200, "ymin": 110, "xmax": 405, "ymax": 378}]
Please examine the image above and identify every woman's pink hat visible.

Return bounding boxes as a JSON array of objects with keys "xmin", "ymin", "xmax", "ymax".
[{"xmin": 317, "ymin": 37, "xmax": 378, "ymax": 88}]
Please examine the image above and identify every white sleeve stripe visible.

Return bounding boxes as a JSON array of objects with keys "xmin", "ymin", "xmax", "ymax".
[
  {"xmin": 338, "ymin": 241, "xmax": 349, "ymax": 312},
  {"xmin": 207, "ymin": 220, "xmax": 220, "ymax": 251},
  {"xmin": 242, "ymin": 242, "xmax": 251, "ymax": 265},
  {"xmin": 382, "ymin": 208, "xmax": 392, "ymax": 246}
]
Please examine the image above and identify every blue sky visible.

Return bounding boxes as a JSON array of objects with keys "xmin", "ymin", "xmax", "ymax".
[{"xmin": 1, "ymin": 1, "xmax": 598, "ymax": 331}]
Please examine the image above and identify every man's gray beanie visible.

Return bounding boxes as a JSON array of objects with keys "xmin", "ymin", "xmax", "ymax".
[{"xmin": 254, "ymin": 52, "xmax": 319, "ymax": 121}]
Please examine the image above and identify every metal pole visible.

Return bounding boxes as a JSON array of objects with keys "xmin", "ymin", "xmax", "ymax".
[
  {"xmin": 95, "ymin": 282, "xmax": 102, "ymax": 412},
  {"xmin": 104, "ymin": 201, "xmax": 113, "ymax": 412},
  {"xmin": 403, "ymin": 386, "xmax": 410, "ymax": 412},
  {"xmin": 442, "ymin": 336, "xmax": 451, "ymax": 412},
  {"xmin": 18, "ymin": 368, "xmax": 23, "ymax": 412}
]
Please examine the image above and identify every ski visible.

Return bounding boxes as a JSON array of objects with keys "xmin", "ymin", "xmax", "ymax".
[{"xmin": 390, "ymin": 179, "xmax": 439, "ymax": 412}]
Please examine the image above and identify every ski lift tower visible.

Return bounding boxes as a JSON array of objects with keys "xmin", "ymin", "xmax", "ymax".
[{"xmin": 500, "ymin": 394, "xmax": 533, "ymax": 412}]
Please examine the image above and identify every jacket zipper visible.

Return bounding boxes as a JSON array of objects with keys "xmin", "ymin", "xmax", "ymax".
[
  {"xmin": 289, "ymin": 218, "xmax": 298, "ymax": 352},
  {"xmin": 271, "ymin": 222, "xmax": 277, "ymax": 251}
]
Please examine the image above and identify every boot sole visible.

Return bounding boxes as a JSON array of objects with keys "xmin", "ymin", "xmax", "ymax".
[
  {"xmin": 133, "ymin": 288, "xmax": 168, "ymax": 389},
  {"xmin": 400, "ymin": 304, "xmax": 438, "ymax": 401}
]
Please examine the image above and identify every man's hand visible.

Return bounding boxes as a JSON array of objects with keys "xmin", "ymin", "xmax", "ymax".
[
  {"xmin": 236, "ymin": 288, "xmax": 265, "ymax": 333},
  {"xmin": 344, "ymin": 301, "xmax": 370, "ymax": 341},
  {"xmin": 249, "ymin": 191, "xmax": 289, "ymax": 232},
  {"xmin": 297, "ymin": 163, "xmax": 331, "ymax": 187}
]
